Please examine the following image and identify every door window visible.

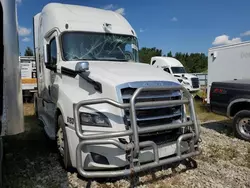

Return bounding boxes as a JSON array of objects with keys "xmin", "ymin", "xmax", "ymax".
[{"xmin": 48, "ymin": 38, "xmax": 57, "ymax": 65}]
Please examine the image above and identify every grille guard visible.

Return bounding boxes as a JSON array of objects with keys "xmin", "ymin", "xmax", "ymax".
[{"xmin": 73, "ymin": 86, "xmax": 201, "ymax": 178}]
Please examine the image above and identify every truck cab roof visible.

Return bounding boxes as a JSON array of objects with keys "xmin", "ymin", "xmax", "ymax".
[
  {"xmin": 36, "ymin": 3, "xmax": 136, "ymax": 37},
  {"xmin": 151, "ymin": 57, "xmax": 183, "ymax": 67}
]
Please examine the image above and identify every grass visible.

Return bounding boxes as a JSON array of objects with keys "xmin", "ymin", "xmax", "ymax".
[
  {"xmin": 187, "ymin": 99, "xmax": 227, "ymax": 123},
  {"xmin": 3, "ymin": 103, "xmax": 64, "ymax": 188},
  {"xmin": 23, "ymin": 103, "xmax": 35, "ymax": 116}
]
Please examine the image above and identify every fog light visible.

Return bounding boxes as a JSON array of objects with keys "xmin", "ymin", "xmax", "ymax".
[{"xmin": 90, "ymin": 152, "xmax": 109, "ymax": 165}]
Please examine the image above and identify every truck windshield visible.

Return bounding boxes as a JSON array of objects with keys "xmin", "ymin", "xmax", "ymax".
[
  {"xmin": 171, "ymin": 67, "xmax": 186, "ymax": 74},
  {"xmin": 61, "ymin": 32, "xmax": 139, "ymax": 62}
]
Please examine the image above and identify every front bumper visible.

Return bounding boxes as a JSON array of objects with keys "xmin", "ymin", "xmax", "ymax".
[
  {"xmin": 73, "ymin": 86, "xmax": 201, "ymax": 178},
  {"xmin": 184, "ymin": 85, "xmax": 200, "ymax": 92}
]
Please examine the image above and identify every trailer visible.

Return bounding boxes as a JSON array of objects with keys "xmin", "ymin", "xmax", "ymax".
[
  {"xmin": 207, "ymin": 41, "xmax": 250, "ymax": 104},
  {"xmin": 33, "ymin": 3, "xmax": 200, "ymax": 179},
  {"xmin": 0, "ymin": 0, "xmax": 24, "ymax": 185},
  {"xmin": 20, "ymin": 56, "xmax": 37, "ymax": 102}
]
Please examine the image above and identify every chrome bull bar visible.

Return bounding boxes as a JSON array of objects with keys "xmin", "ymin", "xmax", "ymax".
[{"xmin": 74, "ymin": 86, "xmax": 201, "ymax": 178}]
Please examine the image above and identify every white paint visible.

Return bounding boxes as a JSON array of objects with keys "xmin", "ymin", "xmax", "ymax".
[{"xmin": 150, "ymin": 56, "xmax": 200, "ymax": 92}]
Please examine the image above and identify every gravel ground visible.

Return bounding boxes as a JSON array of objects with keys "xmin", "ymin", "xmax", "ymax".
[{"xmin": 3, "ymin": 104, "xmax": 250, "ymax": 188}]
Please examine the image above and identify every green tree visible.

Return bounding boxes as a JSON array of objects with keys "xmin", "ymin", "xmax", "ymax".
[
  {"xmin": 174, "ymin": 52, "xmax": 207, "ymax": 73},
  {"xmin": 24, "ymin": 47, "xmax": 34, "ymax": 56},
  {"xmin": 139, "ymin": 47, "xmax": 162, "ymax": 64},
  {"xmin": 167, "ymin": 51, "xmax": 173, "ymax": 57},
  {"xmin": 138, "ymin": 46, "xmax": 208, "ymax": 73}
]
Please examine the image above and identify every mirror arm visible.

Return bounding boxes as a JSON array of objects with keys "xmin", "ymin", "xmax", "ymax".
[{"xmin": 45, "ymin": 63, "xmax": 57, "ymax": 72}]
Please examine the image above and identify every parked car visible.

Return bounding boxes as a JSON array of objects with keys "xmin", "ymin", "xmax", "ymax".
[{"xmin": 210, "ymin": 79, "xmax": 250, "ymax": 141}]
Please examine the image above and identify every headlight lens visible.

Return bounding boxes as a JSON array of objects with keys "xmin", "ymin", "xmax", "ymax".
[
  {"xmin": 79, "ymin": 112, "xmax": 111, "ymax": 127},
  {"xmin": 183, "ymin": 81, "xmax": 190, "ymax": 85}
]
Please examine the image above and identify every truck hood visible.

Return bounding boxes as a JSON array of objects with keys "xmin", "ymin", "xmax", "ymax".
[
  {"xmin": 86, "ymin": 61, "xmax": 179, "ymax": 86},
  {"xmin": 173, "ymin": 73, "xmax": 197, "ymax": 79}
]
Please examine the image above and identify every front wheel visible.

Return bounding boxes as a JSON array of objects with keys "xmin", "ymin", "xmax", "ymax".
[
  {"xmin": 56, "ymin": 115, "xmax": 73, "ymax": 170},
  {"xmin": 233, "ymin": 110, "xmax": 250, "ymax": 141}
]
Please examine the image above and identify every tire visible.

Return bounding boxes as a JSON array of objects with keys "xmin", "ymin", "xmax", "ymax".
[
  {"xmin": 56, "ymin": 115, "xmax": 73, "ymax": 170},
  {"xmin": 233, "ymin": 110, "xmax": 250, "ymax": 141}
]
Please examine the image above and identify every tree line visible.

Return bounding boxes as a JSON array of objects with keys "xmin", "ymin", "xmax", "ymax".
[
  {"xmin": 23, "ymin": 46, "xmax": 208, "ymax": 73},
  {"xmin": 23, "ymin": 47, "xmax": 34, "ymax": 56},
  {"xmin": 139, "ymin": 47, "xmax": 208, "ymax": 73}
]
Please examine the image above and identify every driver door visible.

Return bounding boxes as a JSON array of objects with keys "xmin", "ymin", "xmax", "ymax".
[
  {"xmin": 43, "ymin": 32, "xmax": 59, "ymax": 102},
  {"xmin": 41, "ymin": 32, "xmax": 59, "ymax": 127}
]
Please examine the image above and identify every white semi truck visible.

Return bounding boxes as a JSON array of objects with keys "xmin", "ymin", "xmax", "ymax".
[
  {"xmin": 33, "ymin": 3, "xmax": 200, "ymax": 178},
  {"xmin": 151, "ymin": 57, "xmax": 200, "ymax": 92},
  {"xmin": 0, "ymin": 0, "xmax": 24, "ymax": 185}
]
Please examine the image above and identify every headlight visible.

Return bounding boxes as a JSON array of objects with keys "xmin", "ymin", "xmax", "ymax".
[
  {"xmin": 183, "ymin": 81, "xmax": 190, "ymax": 85},
  {"xmin": 79, "ymin": 112, "xmax": 111, "ymax": 127}
]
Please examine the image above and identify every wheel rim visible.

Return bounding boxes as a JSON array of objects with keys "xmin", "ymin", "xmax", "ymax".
[
  {"xmin": 238, "ymin": 118, "xmax": 250, "ymax": 138},
  {"xmin": 57, "ymin": 127, "xmax": 64, "ymax": 158}
]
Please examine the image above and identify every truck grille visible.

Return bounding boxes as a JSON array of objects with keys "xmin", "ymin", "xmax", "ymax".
[
  {"xmin": 191, "ymin": 78, "xmax": 199, "ymax": 89},
  {"xmin": 120, "ymin": 87, "xmax": 183, "ymax": 144},
  {"xmin": 121, "ymin": 88, "xmax": 182, "ymax": 144},
  {"xmin": 139, "ymin": 129, "xmax": 180, "ymax": 145}
]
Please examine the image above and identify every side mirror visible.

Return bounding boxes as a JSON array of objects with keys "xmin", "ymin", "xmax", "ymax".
[
  {"xmin": 44, "ymin": 44, "xmax": 57, "ymax": 72},
  {"xmin": 45, "ymin": 63, "xmax": 57, "ymax": 72},
  {"xmin": 75, "ymin": 62, "xmax": 89, "ymax": 73}
]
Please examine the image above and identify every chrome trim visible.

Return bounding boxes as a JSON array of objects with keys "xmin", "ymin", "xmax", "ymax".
[
  {"xmin": 126, "ymin": 112, "xmax": 182, "ymax": 122},
  {"xmin": 122, "ymin": 92, "xmax": 180, "ymax": 100},
  {"xmin": 135, "ymin": 104, "xmax": 182, "ymax": 110},
  {"xmin": 116, "ymin": 81, "xmax": 182, "ymax": 123},
  {"xmin": 116, "ymin": 81, "xmax": 180, "ymax": 102}
]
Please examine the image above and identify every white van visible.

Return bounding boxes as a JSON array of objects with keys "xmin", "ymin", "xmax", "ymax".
[
  {"xmin": 151, "ymin": 57, "xmax": 200, "ymax": 92},
  {"xmin": 33, "ymin": 3, "xmax": 200, "ymax": 178}
]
